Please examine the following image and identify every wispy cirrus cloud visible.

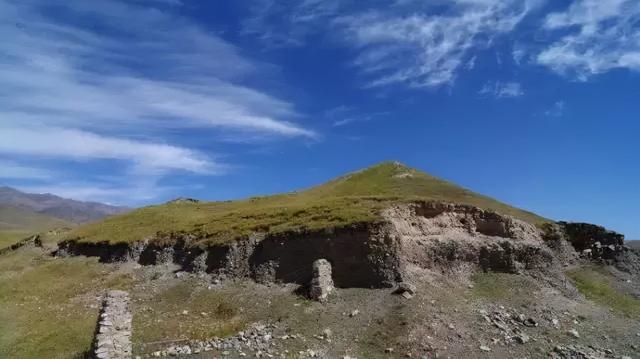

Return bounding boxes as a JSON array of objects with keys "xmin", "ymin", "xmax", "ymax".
[
  {"xmin": 537, "ymin": 0, "xmax": 640, "ymax": 80},
  {"xmin": 545, "ymin": 101, "xmax": 566, "ymax": 117},
  {"xmin": 337, "ymin": 1, "xmax": 537, "ymax": 88},
  {"xmin": 242, "ymin": 0, "xmax": 638, "ymax": 90},
  {"xmin": 0, "ymin": 0, "xmax": 314, "ymax": 204},
  {"xmin": 0, "ymin": 126, "xmax": 216, "ymax": 174},
  {"xmin": 0, "ymin": 0, "xmax": 313, "ymax": 138},
  {"xmin": 322, "ymin": 105, "xmax": 389, "ymax": 127},
  {"xmin": 0, "ymin": 161, "xmax": 54, "ymax": 180},
  {"xmin": 242, "ymin": 0, "xmax": 341, "ymax": 47},
  {"xmin": 478, "ymin": 81, "xmax": 525, "ymax": 98},
  {"xmin": 243, "ymin": 0, "xmax": 539, "ymax": 88}
]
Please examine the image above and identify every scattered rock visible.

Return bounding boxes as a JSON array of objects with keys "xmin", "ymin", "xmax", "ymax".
[
  {"xmin": 394, "ymin": 282, "xmax": 416, "ymax": 295},
  {"xmin": 401, "ymin": 291, "xmax": 414, "ymax": 299},
  {"xmin": 479, "ymin": 345, "xmax": 491, "ymax": 352},
  {"xmin": 567, "ymin": 329, "xmax": 580, "ymax": 339},
  {"xmin": 152, "ymin": 323, "xmax": 282, "ymax": 358},
  {"xmin": 167, "ymin": 197, "xmax": 200, "ymax": 204},
  {"xmin": 477, "ymin": 305, "xmax": 545, "ymax": 346},
  {"xmin": 513, "ymin": 333, "xmax": 529, "ymax": 344},
  {"xmin": 394, "ymin": 282, "xmax": 417, "ymax": 299},
  {"xmin": 552, "ymin": 344, "xmax": 615, "ymax": 359}
]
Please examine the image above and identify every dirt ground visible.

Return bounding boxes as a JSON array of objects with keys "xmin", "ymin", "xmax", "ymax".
[{"xmin": 1, "ymin": 243, "xmax": 639, "ymax": 359}]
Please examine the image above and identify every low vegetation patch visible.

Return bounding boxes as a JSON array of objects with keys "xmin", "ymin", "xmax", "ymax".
[
  {"xmin": 133, "ymin": 280, "xmax": 246, "ymax": 354},
  {"xmin": 471, "ymin": 272, "xmax": 539, "ymax": 306},
  {"xmin": 0, "ymin": 249, "xmax": 131, "ymax": 359},
  {"xmin": 0, "ymin": 230, "xmax": 33, "ymax": 249},
  {"xmin": 567, "ymin": 267, "xmax": 640, "ymax": 319}
]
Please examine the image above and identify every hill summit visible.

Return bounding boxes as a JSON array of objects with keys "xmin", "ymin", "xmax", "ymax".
[
  {"xmin": 301, "ymin": 161, "xmax": 544, "ymax": 223},
  {"xmin": 64, "ymin": 161, "xmax": 546, "ymax": 245}
]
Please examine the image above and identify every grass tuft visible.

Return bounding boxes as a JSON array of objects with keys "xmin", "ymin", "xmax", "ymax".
[
  {"xmin": 567, "ymin": 267, "xmax": 640, "ymax": 319},
  {"xmin": 470, "ymin": 272, "xmax": 539, "ymax": 307}
]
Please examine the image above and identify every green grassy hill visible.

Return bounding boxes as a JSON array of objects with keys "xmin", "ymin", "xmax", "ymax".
[
  {"xmin": 0, "ymin": 205, "xmax": 72, "ymax": 248},
  {"xmin": 66, "ymin": 162, "xmax": 548, "ymax": 246}
]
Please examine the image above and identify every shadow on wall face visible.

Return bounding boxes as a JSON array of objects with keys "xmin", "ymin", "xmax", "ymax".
[{"xmin": 248, "ymin": 228, "xmax": 398, "ymax": 288}]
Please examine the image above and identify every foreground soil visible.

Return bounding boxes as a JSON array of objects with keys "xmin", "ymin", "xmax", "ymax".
[{"xmin": 1, "ymin": 244, "xmax": 638, "ymax": 359}]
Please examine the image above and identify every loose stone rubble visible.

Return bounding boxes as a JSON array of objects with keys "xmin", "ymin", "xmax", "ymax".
[
  {"xmin": 151, "ymin": 322, "xmax": 302, "ymax": 358},
  {"xmin": 309, "ymin": 259, "xmax": 334, "ymax": 302},
  {"xmin": 478, "ymin": 306, "xmax": 539, "ymax": 346},
  {"xmin": 475, "ymin": 305, "xmax": 630, "ymax": 358},
  {"xmin": 94, "ymin": 290, "xmax": 132, "ymax": 359},
  {"xmin": 551, "ymin": 344, "xmax": 618, "ymax": 359},
  {"xmin": 393, "ymin": 282, "xmax": 417, "ymax": 299}
]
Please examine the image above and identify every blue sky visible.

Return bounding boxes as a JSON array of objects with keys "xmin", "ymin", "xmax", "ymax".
[{"xmin": 0, "ymin": 0, "xmax": 638, "ymax": 238}]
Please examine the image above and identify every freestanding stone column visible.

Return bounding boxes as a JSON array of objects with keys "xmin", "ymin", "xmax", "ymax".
[
  {"xmin": 94, "ymin": 290, "xmax": 132, "ymax": 359},
  {"xmin": 309, "ymin": 259, "xmax": 334, "ymax": 302}
]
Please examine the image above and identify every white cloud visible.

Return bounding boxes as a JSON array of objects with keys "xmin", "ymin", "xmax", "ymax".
[
  {"xmin": 322, "ymin": 105, "xmax": 389, "ymax": 127},
  {"xmin": 512, "ymin": 45, "xmax": 527, "ymax": 65},
  {"xmin": 242, "ymin": 0, "xmax": 543, "ymax": 89},
  {"xmin": 242, "ymin": 0, "xmax": 341, "ymax": 47},
  {"xmin": 17, "ymin": 181, "xmax": 179, "ymax": 204},
  {"xmin": 544, "ymin": 0, "xmax": 627, "ymax": 29},
  {"xmin": 538, "ymin": 0, "xmax": 640, "ymax": 79},
  {"xmin": 0, "ymin": 0, "xmax": 315, "ymax": 204},
  {"xmin": 478, "ymin": 81, "xmax": 525, "ymax": 98},
  {"xmin": 0, "ymin": 126, "xmax": 216, "ymax": 174},
  {"xmin": 332, "ymin": 118, "xmax": 358, "ymax": 127},
  {"xmin": 0, "ymin": 0, "xmax": 313, "ymax": 138},
  {"xmin": 338, "ymin": 0, "xmax": 536, "ymax": 88},
  {"xmin": 0, "ymin": 161, "xmax": 53, "ymax": 180},
  {"xmin": 545, "ymin": 101, "xmax": 565, "ymax": 117}
]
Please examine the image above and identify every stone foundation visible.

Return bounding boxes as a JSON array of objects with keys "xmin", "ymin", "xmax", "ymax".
[{"xmin": 94, "ymin": 290, "xmax": 132, "ymax": 359}]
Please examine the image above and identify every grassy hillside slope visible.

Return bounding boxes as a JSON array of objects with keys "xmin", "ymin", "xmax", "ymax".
[
  {"xmin": 66, "ymin": 162, "xmax": 548, "ymax": 245},
  {"xmin": 0, "ymin": 205, "xmax": 70, "ymax": 231},
  {"xmin": 0, "ymin": 205, "xmax": 72, "ymax": 248}
]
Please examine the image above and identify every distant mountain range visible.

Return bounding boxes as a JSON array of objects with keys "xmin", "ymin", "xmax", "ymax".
[{"xmin": 0, "ymin": 186, "xmax": 129, "ymax": 224}]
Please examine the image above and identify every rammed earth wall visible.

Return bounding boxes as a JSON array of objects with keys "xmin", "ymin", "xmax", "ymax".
[{"xmin": 57, "ymin": 202, "xmax": 628, "ymax": 288}]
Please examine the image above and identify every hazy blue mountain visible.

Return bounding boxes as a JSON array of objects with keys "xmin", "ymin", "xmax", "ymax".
[{"xmin": 0, "ymin": 186, "xmax": 129, "ymax": 224}]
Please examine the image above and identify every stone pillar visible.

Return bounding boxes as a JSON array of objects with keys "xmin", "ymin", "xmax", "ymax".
[
  {"xmin": 309, "ymin": 259, "xmax": 334, "ymax": 302},
  {"xmin": 94, "ymin": 290, "xmax": 132, "ymax": 359}
]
